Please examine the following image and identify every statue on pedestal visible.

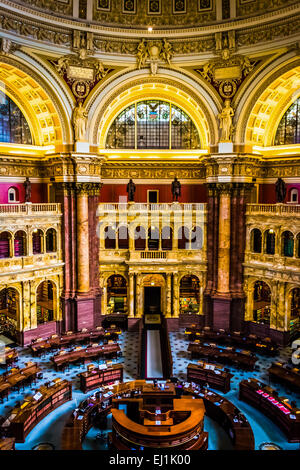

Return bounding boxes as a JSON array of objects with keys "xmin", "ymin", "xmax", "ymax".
[
  {"xmin": 127, "ymin": 179, "xmax": 136, "ymax": 202},
  {"xmin": 23, "ymin": 177, "xmax": 31, "ymax": 203},
  {"xmin": 218, "ymin": 99, "xmax": 234, "ymax": 142},
  {"xmin": 73, "ymin": 101, "xmax": 88, "ymax": 141},
  {"xmin": 172, "ymin": 177, "xmax": 181, "ymax": 202},
  {"xmin": 275, "ymin": 177, "xmax": 286, "ymax": 203}
]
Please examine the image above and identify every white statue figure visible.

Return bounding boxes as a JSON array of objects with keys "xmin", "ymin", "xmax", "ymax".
[
  {"xmin": 218, "ymin": 99, "xmax": 234, "ymax": 142},
  {"xmin": 73, "ymin": 101, "xmax": 88, "ymax": 141}
]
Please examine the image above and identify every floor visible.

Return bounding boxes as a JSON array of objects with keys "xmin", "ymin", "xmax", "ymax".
[
  {"xmin": 0, "ymin": 329, "xmax": 299, "ymax": 451},
  {"xmin": 146, "ymin": 330, "xmax": 163, "ymax": 378}
]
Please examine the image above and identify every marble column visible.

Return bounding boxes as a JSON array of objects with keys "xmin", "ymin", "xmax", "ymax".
[
  {"xmin": 76, "ymin": 185, "xmax": 90, "ymax": 293},
  {"xmin": 129, "ymin": 273, "xmax": 135, "ymax": 317},
  {"xmin": 217, "ymin": 184, "xmax": 231, "ymax": 295},
  {"xmin": 166, "ymin": 273, "xmax": 172, "ymax": 317},
  {"xmin": 136, "ymin": 273, "xmax": 142, "ymax": 317},
  {"xmin": 173, "ymin": 273, "xmax": 179, "ymax": 317}
]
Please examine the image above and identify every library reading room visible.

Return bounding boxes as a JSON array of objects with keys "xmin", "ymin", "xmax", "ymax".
[{"xmin": 0, "ymin": 0, "xmax": 299, "ymax": 454}]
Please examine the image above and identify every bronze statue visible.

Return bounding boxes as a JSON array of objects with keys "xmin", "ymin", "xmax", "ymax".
[
  {"xmin": 24, "ymin": 177, "xmax": 31, "ymax": 203},
  {"xmin": 275, "ymin": 177, "xmax": 286, "ymax": 203},
  {"xmin": 127, "ymin": 179, "xmax": 136, "ymax": 202},
  {"xmin": 171, "ymin": 177, "xmax": 181, "ymax": 202}
]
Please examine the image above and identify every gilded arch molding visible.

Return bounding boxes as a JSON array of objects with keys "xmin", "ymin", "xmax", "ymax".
[
  {"xmin": 235, "ymin": 56, "xmax": 300, "ymax": 146},
  {"xmin": 87, "ymin": 70, "xmax": 219, "ymax": 148},
  {"xmin": 0, "ymin": 54, "xmax": 72, "ymax": 145}
]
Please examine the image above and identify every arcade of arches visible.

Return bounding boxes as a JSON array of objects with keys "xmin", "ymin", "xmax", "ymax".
[{"xmin": 0, "ymin": 1, "xmax": 299, "ymax": 351}]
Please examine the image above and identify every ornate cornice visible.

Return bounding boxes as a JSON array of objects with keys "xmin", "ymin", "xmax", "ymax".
[
  {"xmin": 0, "ymin": 2, "xmax": 299, "ymax": 56},
  {"xmin": 0, "ymin": 1, "xmax": 299, "ymax": 37}
]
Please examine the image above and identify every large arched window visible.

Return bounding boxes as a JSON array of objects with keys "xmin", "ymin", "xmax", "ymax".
[
  {"xmin": 106, "ymin": 100, "xmax": 200, "ymax": 149},
  {"xmin": 0, "ymin": 91, "xmax": 32, "ymax": 144},
  {"xmin": 282, "ymin": 231, "xmax": 294, "ymax": 257},
  {"xmin": 274, "ymin": 97, "xmax": 300, "ymax": 145},
  {"xmin": 251, "ymin": 228, "xmax": 262, "ymax": 253}
]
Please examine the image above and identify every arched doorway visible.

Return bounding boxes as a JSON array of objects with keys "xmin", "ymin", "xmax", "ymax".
[
  {"xmin": 179, "ymin": 275, "xmax": 200, "ymax": 314},
  {"xmin": 142, "ymin": 274, "xmax": 165, "ymax": 315},
  {"xmin": 253, "ymin": 281, "xmax": 271, "ymax": 325},
  {"xmin": 0, "ymin": 287, "xmax": 19, "ymax": 340},
  {"xmin": 106, "ymin": 275, "xmax": 127, "ymax": 314},
  {"xmin": 36, "ymin": 281, "xmax": 55, "ymax": 324},
  {"xmin": 290, "ymin": 288, "xmax": 300, "ymax": 337}
]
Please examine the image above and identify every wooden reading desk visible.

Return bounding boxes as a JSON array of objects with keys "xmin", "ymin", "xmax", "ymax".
[
  {"xmin": 187, "ymin": 362, "xmax": 233, "ymax": 393},
  {"xmin": 188, "ymin": 341, "xmax": 257, "ymax": 370},
  {"xmin": 51, "ymin": 343, "xmax": 121, "ymax": 370},
  {"xmin": 30, "ymin": 327, "xmax": 122, "ymax": 356},
  {"xmin": 1, "ymin": 348, "xmax": 18, "ymax": 367},
  {"xmin": 185, "ymin": 327, "xmax": 278, "ymax": 355},
  {"xmin": 268, "ymin": 362, "xmax": 300, "ymax": 391},
  {"xmin": 0, "ymin": 362, "xmax": 41, "ymax": 401},
  {"xmin": 0, "ymin": 437, "xmax": 15, "ymax": 451}
]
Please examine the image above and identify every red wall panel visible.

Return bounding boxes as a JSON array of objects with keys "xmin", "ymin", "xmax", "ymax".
[
  {"xmin": 99, "ymin": 184, "xmax": 207, "ymax": 203},
  {"xmin": 259, "ymin": 183, "xmax": 300, "ymax": 204},
  {"xmin": 0, "ymin": 183, "xmax": 48, "ymax": 203}
]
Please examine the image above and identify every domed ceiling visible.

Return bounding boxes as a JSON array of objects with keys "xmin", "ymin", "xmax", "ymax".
[{"xmin": 12, "ymin": 0, "xmax": 300, "ymax": 28}]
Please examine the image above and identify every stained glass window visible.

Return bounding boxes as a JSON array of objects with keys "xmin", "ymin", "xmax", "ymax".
[
  {"xmin": 106, "ymin": 100, "xmax": 200, "ymax": 149},
  {"xmin": 0, "ymin": 91, "xmax": 32, "ymax": 144},
  {"xmin": 274, "ymin": 97, "xmax": 300, "ymax": 145}
]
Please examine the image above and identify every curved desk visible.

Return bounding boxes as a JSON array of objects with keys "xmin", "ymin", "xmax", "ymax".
[
  {"xmin": 61, "ymin": 380, "xmax": 146, "ymax": 450},
  {"xmin": 239, "ymin": 378, "xmax": 300, "ymax": 442},
  {"xmin": 0, "ymin": 379, "xmax": 72, "ymax": 443},
  {"xmin": 181, "ymin": 382, "xmax": 255, "ymax": 450},
  {"xmin": 111, "ymin": 397, "xmax": 207, "ymax": 450},
  {"xmin": 61, "ymin": 379, "xmax": 254, "ymax": 451}
]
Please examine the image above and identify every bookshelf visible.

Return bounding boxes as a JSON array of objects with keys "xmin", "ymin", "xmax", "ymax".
[
  {"xmin": 79, "ymin": 364, "xmax": 123, "ymax": 393},
  {"xmin": 6, "ymin": 380, "xmax": 72, "ymax": 442}
]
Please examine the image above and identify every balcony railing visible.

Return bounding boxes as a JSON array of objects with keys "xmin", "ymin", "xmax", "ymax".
[
  {"xmin": 140, "ymin": 251, "xmax": 167, "ymax": 259},
  {"xmin": 246, "ymin": 204, "xmax": 300, "ymax": 215},
  {"xmin": 98, "ymin": 203, "xmax": 206, "ymax": 213},
  {"xmin": 0, "ymin": 203, "xmax": 61, "ymax": 215}
]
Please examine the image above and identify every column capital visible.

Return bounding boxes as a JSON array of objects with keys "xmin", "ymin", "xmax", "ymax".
[
  {"xmin": 216, "ymin": 183, "xmax": 233, "ymax": 195},
  {"xmin": 75, "ymin": 182, "xmax": 103, "ymax": 196}
]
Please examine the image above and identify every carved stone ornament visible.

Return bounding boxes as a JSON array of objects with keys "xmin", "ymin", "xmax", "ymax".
[
  {"xmin": 136, "ymin": 38, "xmax": 173, "ymax": 74},
  {"xmin": 196, "ymin": 53, "xmax": 257, "ymax": 100},
  {"xmin": 52, "ymin": 46, "xmax": 110, "ymax": 102}
]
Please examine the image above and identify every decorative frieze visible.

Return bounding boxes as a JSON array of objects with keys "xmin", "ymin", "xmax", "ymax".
[{"xmin": 101, "ymin": 162, "xmax": 206, "ymax": 180}]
